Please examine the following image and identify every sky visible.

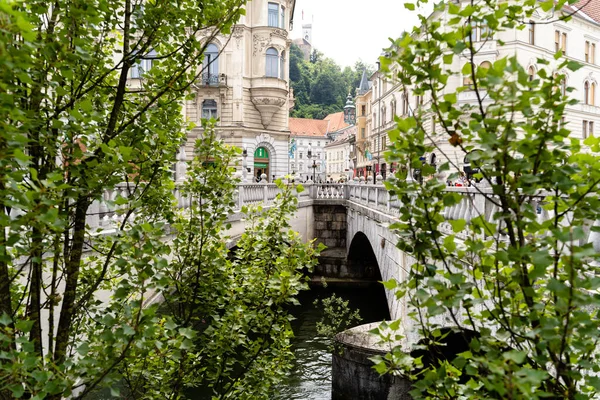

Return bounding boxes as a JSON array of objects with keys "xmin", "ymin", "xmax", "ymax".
[{"xmin": 290, "ymin": 0, "xmax": 432, "ymax": 69}]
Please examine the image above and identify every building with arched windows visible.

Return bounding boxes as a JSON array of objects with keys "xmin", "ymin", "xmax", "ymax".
[{"xmin": 179, "ymin": 0, "xmax": 296, "ymax": 181}]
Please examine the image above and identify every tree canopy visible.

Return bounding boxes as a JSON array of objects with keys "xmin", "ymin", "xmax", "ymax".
[
  {"xmin": 372, "ymin": 0, "xmax": 600, "ymax": 398},
  {"xmin": 289, "ymin": 44, "xmax": 374, "ymax": 119},
  {"xmin": 0, "ymin": 1, "xmax": 320, "ymax": 399}
]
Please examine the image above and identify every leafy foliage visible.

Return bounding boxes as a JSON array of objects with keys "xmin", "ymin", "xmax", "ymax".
[
  {"xmin": 289, "ymin": 44, "xmax": 374, "ymax": 119},
  {"xmin": 374, "ymin": 0, "xmax": 600, "ymax": 398},
  {"xmin": 0, "ymin": 1, "xmax": 320, "ymax": 399},
  {"xmin": 314, "ymin": 292, "xmax": 362, "ymax": 348}
]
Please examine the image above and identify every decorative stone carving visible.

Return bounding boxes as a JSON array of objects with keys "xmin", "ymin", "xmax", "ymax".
[
  {"xmin": 271, "ymin": 29, "xmax": 288, "ymax": 39},
  {"xmin": 233, "ymin": 26, "xmax": 244, "ymax": 49},
  {"xmin": 253, "ymin": 30, "xmax": 289, "ymax": 56},
  {"xmin": 253, "ymin": 34, "xmax": 270, "ymax": 56},
  {"xmin": 251, "ymin": 96, "xmax": 286, "ymax": 128}
]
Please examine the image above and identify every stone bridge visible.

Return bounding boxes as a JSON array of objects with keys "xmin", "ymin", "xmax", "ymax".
[{"xmin": 86, "ymin": 180, "xmax": 600, "ymax": 398}]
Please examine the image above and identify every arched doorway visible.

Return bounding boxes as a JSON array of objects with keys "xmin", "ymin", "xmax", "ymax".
[{"xmin": 254, "ymin": 147, "xmax": 270, "ymax": 181}]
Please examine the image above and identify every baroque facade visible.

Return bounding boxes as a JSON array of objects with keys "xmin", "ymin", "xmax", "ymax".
[
  {"xmin": 181, "ymin": 0, "xmax": 297, "ymax": 182},
  {"xmin": 366, "ymin": 2, "xmax": 600, "ymax": 180}
]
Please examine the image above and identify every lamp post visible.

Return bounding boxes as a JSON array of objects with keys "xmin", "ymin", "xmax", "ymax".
[
  {"xmin": 242, "ymin": 147, "xmax": 248, "ymax": 182},
  {"xmin": 307, "ymin": 145, "xmax": 313, "ymax": 183}
]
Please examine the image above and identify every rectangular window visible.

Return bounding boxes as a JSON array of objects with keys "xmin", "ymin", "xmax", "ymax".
[
  {"xmin": 583, "ymin": 120, "xmax": 588, "ymax": 138},
  {"xmin": 528, "ymin": 21, "xmax": 535, "ymax": 45},
  {"xmin": 361, "ymin": 105, "xmax": 366, "ymax": 116},
  {"xmin": 480, "ymin": 24, "xmax": 491, "ymax": 40},
  {"xmin": 590, "ymin": 121, "xmax": 594, "ymax": 136},
  {"xmin": 281, "ymin": 5, "xmax": 285, "ymax": 29},
  {"xmin": 361, "ymin": 127, "xmax": 365, "ymax": 138},
  {"xmin": 562, "ymin": 32, "xmax": 567, "ymax": 53},
  {"xmin": 555, "ymin": 30, "xmax": 560, "ymax": 52},
  {"xmin": 586, "ymin": 41, "xmax": 590, "ymax": 63},
  {"xmin": 268, "ymin": 3, "xmax": 279, "ymax": 27},
  {"xmin": 300, "ymin": 152, "xmax": 303, "ymax": 159},
  {"xmin": 593, "ymin": 43, "xmax": 596, "ymax": 64}
]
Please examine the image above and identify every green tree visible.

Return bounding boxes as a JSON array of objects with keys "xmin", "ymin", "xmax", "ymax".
[
  {"xmin": 373, "ymin": 0, "xmax": 600, "ymax": 398},
  {"xmin": 0, "ymin": 1, "xmax": 319, "ymax": 398},
  {"xmin": 289, "ymin": 44, "xmax": 374, "ymax": 119}
]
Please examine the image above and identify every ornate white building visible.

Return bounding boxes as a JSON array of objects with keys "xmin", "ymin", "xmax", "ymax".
[{"xmin": 181, "ymin": 0, "xmax": 297, "ymax": 182}]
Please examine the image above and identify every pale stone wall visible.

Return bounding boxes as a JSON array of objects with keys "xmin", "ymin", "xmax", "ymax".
[{"xmin": 181, "ymin": 0, "xmax": 296, "ymax": 182}]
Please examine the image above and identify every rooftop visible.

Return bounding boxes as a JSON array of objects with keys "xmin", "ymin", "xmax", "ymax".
[
  {"xmin": 570, "ymin": 0, "xmax": 600, "ymax": 23},
  {"xmin": 289, "ymin": 117, "xmax": 329, "ymax": 137},
  {"xmin": 324, "ymin": 112, "xmax": 350, "ymax": 133}
]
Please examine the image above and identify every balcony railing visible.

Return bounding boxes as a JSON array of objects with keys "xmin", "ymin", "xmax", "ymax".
[{"xmin": 200, "ymin": 73, "xmax": 227, "ymax": 87}]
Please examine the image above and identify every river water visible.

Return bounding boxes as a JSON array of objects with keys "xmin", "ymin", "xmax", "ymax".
[
  {"xmin": 85, "ymin": 284, "xmax": 389, "ymax": 400},
  {"xmin": 273, "ymin": 284, "xmax": 390, "ymax": 400}
]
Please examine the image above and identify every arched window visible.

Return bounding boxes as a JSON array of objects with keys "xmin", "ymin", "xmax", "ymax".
[
  {"xmin": 480, "ymin": 61, "xmax": 492, "ymax": 70},
  {"xmin": 402, "ymin": 93, "xmax": 409, "ymax": 115},
  {"xmin": 391, "ymin": 100, "xmax": 396, "ymax": 119},
  {"xmin": 202, "ymin": 99, "xmax": 218, "ymax": 120},
  {"xmin": 203, "ymin": 44, "xmax": 219, "ymax": 85},
  {"xmin": 592, "ymin": 82, "xmax": 597, "ymax": 105},
  {"xmin": 266, "ymin": 47, "xmax": 279, "ymax": 77},
  {"xmin": 280, "ymin": 51, "xmax": 285, "ymax": 79},
  {"xmin": 585, "ymin": 81, "xmax": 590, "ymax": 105},
  {"xmin": 528, "ymin": 66, "xmax": 535, "ymax": 82}
]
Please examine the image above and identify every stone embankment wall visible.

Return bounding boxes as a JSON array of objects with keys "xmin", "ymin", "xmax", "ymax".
[{"xmin": 332, "ymin": 323, "xmax": 412, "ymax": 400}]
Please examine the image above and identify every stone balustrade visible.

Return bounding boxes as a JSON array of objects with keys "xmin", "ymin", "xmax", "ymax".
[{"xmin": 86, "ymin": 181, "xmax": 599, "ymax": 251}]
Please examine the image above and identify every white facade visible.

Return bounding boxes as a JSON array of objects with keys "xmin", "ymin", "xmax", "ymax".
[
  {"xmin": 289, "ymin": 135, "xmax": 328, "ymax": 182},
  {"xmin": 369, "ymin": 5, "xmax": 600, "ymax": 176},
  {"xmin": 326, "ymin": 127, "xmax": 356, "ymax": 182},
  {"xmin": 180, "ymin": 0, "xmax": 297, "ymax": 182}
]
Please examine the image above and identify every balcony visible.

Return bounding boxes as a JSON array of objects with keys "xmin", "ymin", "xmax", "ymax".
[
  {"xmin": 250, "ymin": 77, "xmax": 288, "ymax": 128},
  {"xmin": 200, "ymin": 73, "xmax": 227, "ymax": 87}
]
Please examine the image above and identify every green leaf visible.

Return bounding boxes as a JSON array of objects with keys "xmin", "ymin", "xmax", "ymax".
[
  {"xmin": 404, "ymin": 3, "xmax": 415, "ymax": 10},
  {"xmin": 0, "ymin": 313, "xmax": 12, "ymax": 326},
  {"xmin": 449, "ymin": 219, "xmax": 467, "ymax": 233},
  {"xmin": 382, "ymin": 279, "xmax": 398, "ymax": 290}
]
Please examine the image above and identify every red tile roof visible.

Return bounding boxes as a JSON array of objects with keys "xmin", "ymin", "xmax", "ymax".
[
  {"xmin": 569, "ymin": 0, "xmax": 600, "ymax": 23},
  {"xmin": 324, "ymin": 112, "xmax": 349, "ymax": 133},
  {"xmin": 289, "ymin": 117, "xmax": 329, "ymax": 137}
]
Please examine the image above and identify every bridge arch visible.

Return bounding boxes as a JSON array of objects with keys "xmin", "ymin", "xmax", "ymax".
[{"xmin": 347, "ymin": 231, "xmax": 382, "ymax": 281}]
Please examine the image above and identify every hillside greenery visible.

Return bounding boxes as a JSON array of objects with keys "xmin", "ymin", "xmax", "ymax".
[{"xmin": 289, "ymin": 44, "xmax": 374, "ymax": 119}]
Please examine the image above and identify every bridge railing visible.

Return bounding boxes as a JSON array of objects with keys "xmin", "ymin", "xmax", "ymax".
[{"xmin": 89, "ymin": 181, "xmax": 579, "ymax": 244}]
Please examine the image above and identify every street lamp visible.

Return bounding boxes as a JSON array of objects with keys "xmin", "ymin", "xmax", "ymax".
[
  {"xmin": 242, "ymin": 147, "xmax": 248, "ymax": 182},
  {"xmin": 307, "ymin": 145, "xmax": 313, "ymax": 183}
]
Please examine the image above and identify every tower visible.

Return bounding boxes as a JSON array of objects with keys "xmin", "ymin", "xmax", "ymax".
[{"xmin": 302, "ymin": 23, "xmax": 312, "ymax": 44}]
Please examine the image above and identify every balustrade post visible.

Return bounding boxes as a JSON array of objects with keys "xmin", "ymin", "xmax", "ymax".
[
  {"xmin": 236, "ymin": 184, "xmax": 243, "ymax": 210},
  {"xmin": 88, "ymin": 200, "xmax": 100, "ymax": 230}
]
